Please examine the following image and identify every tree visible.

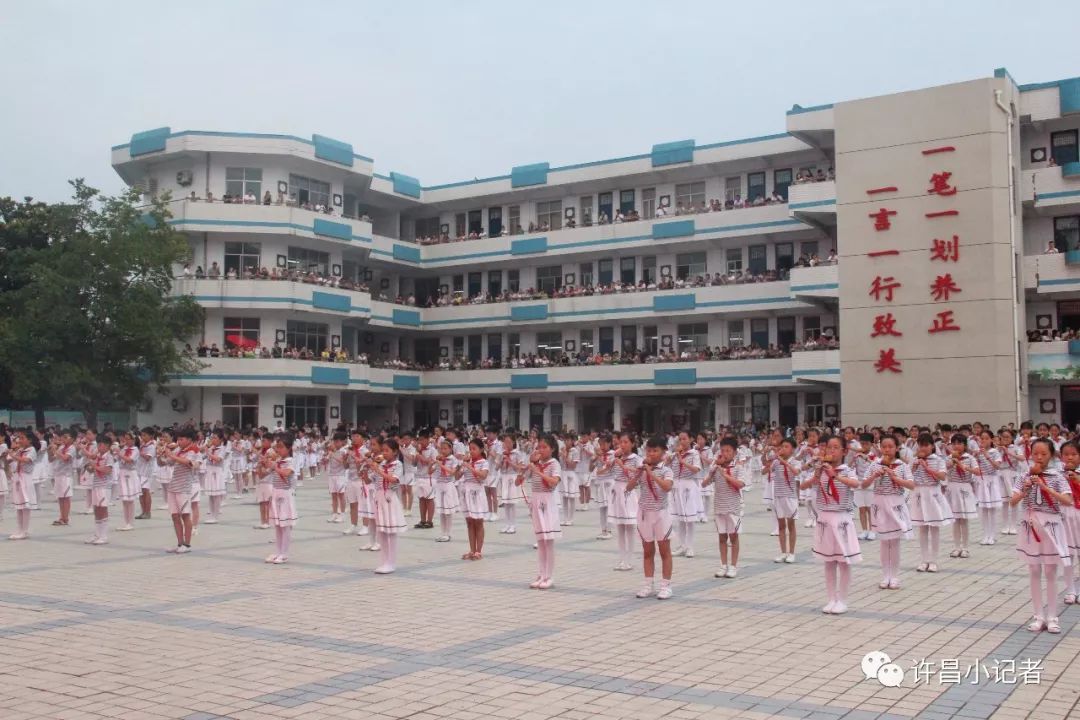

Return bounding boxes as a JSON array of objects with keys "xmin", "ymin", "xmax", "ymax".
[{"xmin": 0, "ymin": 181, "xmax": 204, "ymax": 429}]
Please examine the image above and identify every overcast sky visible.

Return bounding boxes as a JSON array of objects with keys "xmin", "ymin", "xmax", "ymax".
[{"xmin": 1, "ymin": 0, "xmax": 1075, "ymax": 201}]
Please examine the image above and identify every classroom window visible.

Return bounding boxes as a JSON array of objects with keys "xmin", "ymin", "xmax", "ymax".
[
  {"xmin": 488, "ymin": 270, "xmax": 502, "ymax": 296},
  {"xmin": 536, "ymin": 200, "xmax": 562, "ymax": 231},
  {"xmin": 536, "ymin": 331, "xmax": 563, "ymax": 359},
  {"xmin": 285, "ymin": 320, "xmax": 327, "ymax": 353},
  {"xmin": 642, "ymin": 256, "xmax": 656, "ymax": 284},
  {"xmin": 507, "ymin": 269, "xmax": 520, "ymax": 292},
  {"xmin": 675, "ymin": 181, "xmax": 706, "ymax": 209},
  {"xmin": 728, "ymin": 394, "xmax": 746, "ymax": 424},
  {"xmin": 529, "ymin": 403, "xmax": 545, "ymax": 431},
  {"xmin": 751, "ymin": 392, "xmax": 770, "ymax": 426},
  {"xmin": 287, "ymin": 246, "xmax": 330, "ymax": 276},
  {"xmin": 508, "ymin": 333, "xmax": 520, "ymax": 358},
  {"xmin": 805, "ymin": 392, "xmax": 824, "ymax": 424},
  {"xmin": 748, "ymin": 244, "xmax": 767, "ymax": 275},
  {"xmin": 580, "ymin": 329, "xmax": 594, "ymax": 354},
  {"xmin": 642, "ymin": 188, "xmax": 656, "ymax": 219},
  {"xmin": 452, "ymin": 274, "xmax": 464, "ymax": 293},
  {"xmin": 488, "ymin": 398, "xmax": 502, "ymax": 426},
  {"xmin": 453, "ymin": 336, "xmax": 464, "ymax": 359},
  {"xmin": 776, "ymin": 242, "xmax": 795, "ymax": 273},
  {"xmin": 726, "ymin": 248, "xmax": 743, "ymax": 274},
  {"xmin": 414, "ymin": 217, "xmax": 439, "ymax": 238},
  {"xmin": 677, "ymin": 322, "xmax": 708, "ymax": 349},
  {"xmin": 487, "ymin": 333, "xmax": 502, "ymax": 361},
  {"xmin": 620, "ymin": 257, "xmax": 635, "ymax": 284},
  {"xmin": 221, "ymin": 393, "xmax": 259, "ymax": 429},
  {"xmin": 777, "ymin": 317, "xmax": 796, "ymax": 350},
  {"xmin": 536, "ymin": 265, "xmax": 562, "ymax": 294},
  {"xmin": 621, "ymin": 325, "xmax": 637, "ymax": 354},
  {"xmin": 598, "ymin": 259, "xmax": 614, "ymax": 285},
  {"xmin": 724, "ymin": 176, "xmax": 741, "ymax": 203},
  {"xmin": 467, "ymin": 272, "xmax": 482, "ymax": 298},
  {"xmin": 287, "ymin": 173, "xmax": 329, "ymax": 208},
  {"xmin": 801, "ymin": 240, "xmax": 819, "ymax": 259},
  {"xmin": 455, "ymin": 213, "xmax": 466, "ymax": 238},
  {"xmin": 803, "ymin": 316, "xmax": 822, "ymax": 340},
  {"xmin": 751, "ymin": 318, "xmax": 769, "ymax": 348},
  {"xmin": 643, "ymin": 325, "xmax": 658, "ymax": 355},
  {"xmin": 226, "ymin": 167, "xmax": 262, "ymax": 199},
  {"xmin": 1051, "ymin": 130, "xmax": 1079, "ymax": 166},
  {"xmin": 467, "ymin": 335, "xmax": 482, "ymax": 363},
  {"xmin": 468, "ymin": 399, "xmax": 482, "ymax": 425},
  {"xmin": 747, "ymin": 172, "xmax": 766, "ymax": 201},
  {"xmin": 599, "ymin": 327, "xmax": 614, "ymax": 354},
  {"xmin": 579, "ymin": 261, "xmax": 593, "ymax": 287},
  {"xmin": 223, "ymin": 317, "xmax": 260, "ymax": 350},
  {"xmin": 508, "ymin": 398, "xmax": 520, "ymax": 427},
  {"xmin": 728, "ymin": 320, "xmax": 745, "ymax": 347},
  {"xmin": 774, "ymin": 168, "xmax": 793, "ymax": 200},
  {"xmin": 1054, "ymin": 216, "xmax": 1080, "ymax": 253},
  {"xmin": 676, "ymin": 252, "xmax": 706, "ymax": 279},
  {"xmin": 549, "ymin": 403, "xmax": 563, "ymax": 432},
  {"xmin": 223, "ymin": 241, "xmax": 261, "ymax": 277},
  {"xmin": 508, "ymin": 205, "xmax": 521, "ymax": 235},
  {"xmin": 619, "ymin": 189, "xmax": 635, "ymax": 214},
  {"xmin": 285, "ymin": 394, "xmax": 326, "ymax": 428},
  {"xmin": 453, "ymin": 399, "xmax": 464, "ymax": 426},
  {"xmin": 580, "ymin": 195, "xmax": 594, "ymax": 225}
]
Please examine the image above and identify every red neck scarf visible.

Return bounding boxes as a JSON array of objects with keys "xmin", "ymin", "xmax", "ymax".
[
  {"xmin": 818, "ymin": 464, "xmax": 840, "ymax": 503},
  {"xmin": 642, "ymin": 462, "xmax": 660, "ymax": 499}
]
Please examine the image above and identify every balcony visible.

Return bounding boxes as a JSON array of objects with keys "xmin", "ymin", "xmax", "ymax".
[
  {"xmin": 165, "ymin": 200, "xmax": 374, "ymax": 248},
  {"xmin": 1021, "ymin": 166, "xmax": 1080, "ymax": 213},
  {"xmin": 787, "ymin": 180, "xmax": 836, "ymax": 227},
  {"xmin": 788, "ymin": 263, "xmax": 838, "ymax": 301},
  {"xmin": 791, "ymin": 349, "xmax": 840, "ymax": 383},
  {"xmin": 1024, "ymin": 253, "xmax": 1080, "ymax": 294},
  {"xmin": 1028, "ymin": 341, "xmax": 1080, "ymax": 382},
  {"xmin": 176, "ymin": 357, "xmax": 801, "ymax": 395},
  {"xmin": 173, "ymin": 278, "xmax": 371, "ymax": 319}
]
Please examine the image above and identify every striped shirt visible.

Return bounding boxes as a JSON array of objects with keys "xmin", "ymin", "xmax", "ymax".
[
  {"xmin": 671, "ymin": 450, "xmax": 701, "ymax": 482},
  {"xmin": 945, "ymin": 453, "xmax": 978, "ymax": 485},
  {"xmin": 378, "ymin": 460, "xmax": 402, "ymax": 492},
  {"xmin": 710, "ymin": 461, "xmax": 744, "ymax": 515},
  {"xmin": 273, "ymin": 458, "xmax": 295, "ymax": 490},
  {"xmin": 593, "ymin": 450, "xmax": 617, "ymax": 482},
  {"xmin": 52, "ymin": 443, "xmax": 77, "ymax": 480},
  {"xmin": 93, "ymin": 450, "xmax": 115, "ymax": 488},
  {"xmin": 769, "ymin": 457, "xmax": 802, "ymax": 500},
  {"xmin": 138, "ymin": 442, "xmax": 157, "ymax": 478},
  {"xmin": 415, "ymin": 446, "xmax": 438, "ymax": 479},
  {"xmin": 256, "ymin": 449, "xmax": 274, "ymax": 485},
  {"xmin": 460, "ymin": 458, "xmax": 488, "ymax": 485},
  {"xmin": 637, "ymin": 462, "xmax": 674, "ymax": 512},
  {"xmin": 169, "ymin": 449, "xmax": 200, "ymax": 494},
  {"xmin": 526, "ymin": 459, "xmax": 561, "ymax": 494},
  {"xmin": 973, "ymin": 448, "xmax": 1000, "ymax": 477},
  {"xmin": 327, "ymin": 447, "xmax": 349, "ymax": 476},
  {"xmin": 911, "ymin": 454, "xmax": 946, "ymax": 487},
  {"xmin": 575, "ymin": 444, "xmax": 592, "ymax": 474},
  {"xmin": 614, "ymin": 453, "xmax": 642, "ymax": 483},
  {"xmin": 1013, "ymin": 471, "xmax": 1069, "ymax": 514},
  {"xmin": 435, "ymin": 456, "xmax": 458, "ymax": 484},
  {"xmin": 866, "ymin": 459, "xmax": 910, "ymax": 496},
  {"xmin": 814, "ymin": 463, "xmax": 857, "ymax": 513}
]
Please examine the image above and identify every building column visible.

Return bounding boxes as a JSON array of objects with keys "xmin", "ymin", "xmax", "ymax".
[
  {"xmin": 563, "ymin": 396, "xmax": 578, "ymax": 432},
  {"xmin": 714, "ymin": 393, "xmax": 727, "ymax": 430},
  {"xmin": 519, "ymin": 396, "xmax": 529, "ymax": 431},
  {"xmin": 613, "ymin": 395, "xmax": 623, "ymax": 432}
]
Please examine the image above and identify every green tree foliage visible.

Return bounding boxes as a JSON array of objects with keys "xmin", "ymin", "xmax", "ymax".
[{"xmin": 0, "ymin": 181, "xmax": 204, "ymax": 429}]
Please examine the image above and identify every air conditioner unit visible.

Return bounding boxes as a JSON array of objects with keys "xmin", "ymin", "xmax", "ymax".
[
  {"xmin": 176, "ymin": 170, "xmax": 193, "ymax": 187},
  {"xmin": 171, "ymin": 395, "xmax": 188, "ymax": 412}
]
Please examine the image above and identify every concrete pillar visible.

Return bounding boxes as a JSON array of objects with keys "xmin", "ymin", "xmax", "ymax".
[
  {"xmin": 714, "ymin": 393, "xmax": 727, "ymax": 430},
  {"xmin": 519, "ymin": 396, "xmax": 529, "ymax": 431},
  {"xmin": 563, "ymin": 396, "xmax": 578, "ymax": 432},
  {"xmin": 613, "ymin": 395, "xmax": 623, "ymax": 431}
]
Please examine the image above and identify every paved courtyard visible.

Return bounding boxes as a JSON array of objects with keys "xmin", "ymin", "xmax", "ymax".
[{"xmin": 1, "ymin": 483, "xmax": 1078, "ymax": 720}]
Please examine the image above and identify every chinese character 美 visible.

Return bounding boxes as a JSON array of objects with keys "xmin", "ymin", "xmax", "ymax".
[
  {"xmin": 872, "ymin": 313, "xmax": 903, "ymax": 338},
  {"xmin": 1018, "ymin": 658, "xmax": 1044, "ymax": 685},
  {"xmin": 989, "ymin": 659, "xmax": 1016, "ymax": 685},
  {"xmin": 910, "ymin": 658, "xmax": 937, "ymax": 685},
  {"xmin": 870, "ymin": 275, "xmax": 902, "ymax": 302},
  {"xmin": 939, "ymin": 659, "xmax": 961, "ymax": 685},
  {"xmin": 931, "ymin": 236, "xmax": 960, "ymax": 262},
  {"xmin": 869, "ymin": 208, "xmax": 897, "ymax": 231},
  {"xmin": 928, "ymin": 310, "xmax": 961, "ymax": 334},
  {"xmin": 928, "ymin": 172, "xmax": 958, "ymax": 196},
  {"xmin": 930, "ymin": 274, "xmax": 962, "ymax": 302},
  {"xmin": 875, "ymin": 348, "xmax": 902, "ymax": 374}
]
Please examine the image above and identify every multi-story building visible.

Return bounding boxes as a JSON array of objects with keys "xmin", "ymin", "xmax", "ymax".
[{"xmin": 110, "ymin": 68, "xmax": 1080, "ymax": 432}]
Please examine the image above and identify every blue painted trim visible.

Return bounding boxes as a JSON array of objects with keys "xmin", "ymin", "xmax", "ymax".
[
  {"xmin": 511, "ymin": 237, "xmax": 548, "ymax": 255},
  {"xmin": 651, "ymin": 139, "xmax": 695, "ymax": 167},
  {"xmin": 167, "ymin": 217, "xmax": 372, "ymax": 244},
  {"xmin": 392, "ymin": 308, "xmax": 421, "ymax": 327},
  {"xmin": 791, "ymin": 283, "xmax": 839, "ymax": 292},
  {"xmin": 695, "ymin": 133, "xmax": 791, "ymax": 150},
  {"xmin": 313, "ymin": 218, "xmax": 353, "ymax": 241},
  {"xmin": 652, "ymin": 219, "xmax": 695, "ymax": 239},
  {"xmin": 1068, "ymin": 341, "xmax": 1080, "ymax": 357},
  {"xmin": 510, "ymin": 304, "xmax": 549, "ymax": 321},
  {"xmin": 697, "ymin": 296, "xmax": 796, "ymax": 308},
  {"xmin": 311, "ymin": 291, "xmax": 351, "ymax": 312},
  {"xmin": 549, "ymin": 153, "xmax": 651, "ymax": 173},
  {"xmin": 510, "ymin": 163, "xmax": 549, "ymax": 188},
  {"xmin": 510, "ymin": 374, "xmax": 548, "ymax": 390},
  {"xmin": 1037, "ymin": 189, "xmax": 1080, "ymax": 202},
  {"xmin": 312, "ymin": 134, "xmax": 354, "ymax": 167},
  {"xmin": 1065, "ymin": 250, "xmax": 1080, "ymax": 266},
  {"xmin": 786, "ymin": 103, "xmax": 834, "ymax": 116},
  {"xmin": 390, "ymin": 172, "xmax": 422, "ymax": 199},
  {"xmin": 789, "ymin": 199, "xmax": 836, "ymax": 210},
  {"xmin": 1060, "ymin": 78, "xmax": 1080, "ymax": 115},
  {"xmin": 310, "ymin": 366, "xmax": 350, "ymax": 385},
  {"xmin": 654, "ymin": 368, "xmax": 697, "ymax": 385},
  {"xmin": 393, "ymin": 375, "xmax": 421, "ymax": 391},
  {"xmin": 994, "ymin": 67, "xmax": 1016, "ymax": 85},
  {"xmin": 1037, "ymin": 278, "xmax": 1080, "ymax": 287},
  {"xmin": 653, "ymin": 294, "xmax": 696, "ymax": 312},
  {"xmin": 393, "ymin": 243, "xmax": 421, "ymax": 263},
  {"xmin": 114, "ymin": 130, "xmax": 374, "ymax": 162},
  {"xmin": 1062, "ymin": 162, "xmax": 1080, "ymax": 179},
  {"xmin": 794, "ymin": 368, "xmax": 841, "ymax": 376},
  {"xmin": 129, "ymin": 127, "xmax": 170, "ymax": 156}
]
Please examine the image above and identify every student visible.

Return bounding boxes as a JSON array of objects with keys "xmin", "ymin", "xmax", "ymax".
[
  {"xmin": 357, "ymin": 437, "xmax": 381, "ymax": 552},
  {"xmin": 366, "ymin": 438, "xmax": 407, "ymax": 573},
  {"xmin": 695, "ymin": 433, "xmax": 713, "ymax": 523},
  {"xmin": 610, "ymin": 432, "xmax": 642, "ymax": 571},
  {"xmin": 326, "ymin": 432, "xmax": 349, "ymax": 524},
  {"xmin": 999, "ymin": 429, "xmax": 1024, "ymax": 535},
  {"xmin": 49, "ymin": 428, "xmax": 77, "ymax": 527},
  {"xmin": 944, "ymin": 433, "xmax": 979, "ymax": 558},
  {"xmin": 0, "ymin": 432, "xmax": 8, "ymax": 524},
  {"xmin": 412, "ymin": 432, "xmax": 437, "ymax": 530},
  {"xmin": 1010, "ymin": 438, "xmax": 1073, "ymax": 634},
  {"xmin": 115, "ymin": 431, "xmax": 140, "ymax": 531},
  {"xmin": 576, "ymin": 434, "xmax": 593, "ymax": 509},
  {"xmin": 400, "ymin": 432, "xmax": 417, "ymax": 519},
  {"xmin": 851, "ymin": 432, "xmax": 877, "ymax": 541},
  {"xmin": 342, "ymin": 431, "xmax": 368, "ymax": 536},
  {"xmin": 517, "ymin": 433, "xmax": 561, "ymax": 589},
  {"xmin": 228, "ymin": 431, "xmax": 247, "ymax": 499},
  {"xmin": 266, "ymin": 433, "xmax": 298, "ymax": 564},
  {"xmin": 909, "ymin": 432, "xmax": 952, "ymax": 572},
  {"xmin": 484, "ymin": 427, "xmax": 501, "ymax": 522},
  {"xmin": 136, "ymin": 428, "xmax": 157, "ymax": 520},
  {"xmin": 591, "ymin": 433, "xmax": 616, "ymax": 540},
  {"xmin": 973, "ymin": 430, "xmax": 1004, "ymax": 545},
  {"xmin": 560, "ymin": 435, "xmax": 579, "ymax": 525},
  {"xmin": 456, "ymin": 438, "xmax": 490, "ymax": 560},
  {"xmin": 704, "ymin": 437, "xmax": 745, "ymax": 578},
  {"xmin": 164, "ymin": 429, "xmax": 200, "ymax": 554},
  {"xmin": 768, "ymin": 437, "xmax": 802, "ymax": 563},
  {"xmin": 85, "ymin": 437, "xmax": 115, "ymax": 544},
  {"xmin": 154, "ymin": 430, "xmax": 173, "ymax": 513},
  {"xmin": 8, "ymin": 429, "xmax": 37, "ymax": 540},
  {"xmin": 202, "ymin": 430, "xmax": 227, "ymax": 524},
  {"xmin": 1060, "ymin": 441, "xmax": 1080, "ymax": 606},
  {"xmin": 433, "ymin": 439, "xmax": 460, "ymax": 542},
  {"xmin": 800, "ymin": 435, "xmax": 861, "ymax": 614},
  {"xmin": 669, "ymin": 431, "xmax": 703, "ymax": 559},
  {"xmin": 861, "ymin": 436, "xmax": 914, "ymax": 589},
  {"xmin": 497, "ymin": 434, "xmax": 523, "ymax": 534},
  {"xmin": 627, "ymin": 436, "xmax": 675, "ymax": 599}
]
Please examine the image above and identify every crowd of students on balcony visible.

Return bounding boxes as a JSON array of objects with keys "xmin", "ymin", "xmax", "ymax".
[
  {"xmin": 182, "ymin": 189, "xmax": 372, "ymax": 221},
  {"xmin": 1028, "ymin": 327, "xmax": 1080, "ymax": 342},
  {"xmin": 793, "ymin": 168, "xmax": 835, "ymax": 184},
  {"xmin": 179, "ymin": 263, "xmax": 373, "ymax": 293}
]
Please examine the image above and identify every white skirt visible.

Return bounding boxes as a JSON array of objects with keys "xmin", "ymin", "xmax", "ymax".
[
  {"xmin": 909, "ymin": 485, "xmax": 954, "ymax": 527},
  {"xmin": 870, "ymin": 493, "xmax": 912, "ymax": 539},
  {"xmin": 374, "ymin": 487, "xmax": 406, "ymax": 534},
  {"xmin": 498, "ymin": 473, "xmax": 519, "ymax": 506},
  {"xmin": 998, "ymin": 469, "xmax": 1017, "ymax": 501},
  {"xmin": 670, "ymin": 479, "xmax": 704, "ymax": 522},
  {"xmin": 414, "ymin": 476, "xmax": 435, "ymax": 501},
  {"xmin": 10, "ymin": 473, "xmax": 32, "ymax": 510},
  {"xmin": 117, "ymin": 470, "xmax": 142, "ymax": 502},
  {"xmin": 1016, "ymin": 511, "xmax": 1071, "ymax": 566},
  {"xmin": 591, "ymin": 478, "xmax": 613, "ymax": 508},
  {"xmin": 609, "ymin": 480, "xmax": 638, "ymax": 525},
  {"xmin": 853, "ymin": 488, "xmax": 874, "ymax": 509},
  {"xmin": 761, "ymin": 477, "xmax": 774, "ymax": 504},
  {"xmin": 945, "ymin": 482, "xmax": 977, "ymax": 519},
  {"xmin": 400, "ymin": 468, "xmax": 415, "ymax": 487},
  {"xmin": 484, "ymin": 469, "xmax": 499, "ymax": 490},
  {"xmin": 202, "ymin": 466, "xmax": 227, "ymax": 496},
  {"xmin": 1063, "ymin": 505, "xmax": 1080, "ymax": 553},
  {"xmin": 0, "ymin": 469, "xmax": 7, "ymax": 494},
  {"xmin": 813, "ymin": 511, "xmax": 862, "ymax": 564},
  {"xmin": 269, "ymin": 488, "xmax": 297, "ymax": 528},
  {"xmin": 328, "ymin": 473, "xmax": 348, "ymax": 495},
  {"xmin": 357, "ymin": 483, "xmax": 375, "ymax": 520},
  {"xmin": 435, "ymin": 482, "xmax": 459, "ymax": 514},
  {"xmin": 530, "ymin": 491, "xmax": 562, "ymax": 540},
  {"xmin": 461, "ymin": 482, "xmax": 488, "ymax": 519},
  {"xmin": 975, "ymin": 473, "xmax": 1003, "ymax": 508},
  {"xmin": 562, "ymin": 471, "xmax": 580, "ymax": 495}
]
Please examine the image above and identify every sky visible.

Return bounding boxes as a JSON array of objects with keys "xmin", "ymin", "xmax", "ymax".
[{"xmin": 0, "ymin": 0, "xmax": 1075, "ymax": 202}]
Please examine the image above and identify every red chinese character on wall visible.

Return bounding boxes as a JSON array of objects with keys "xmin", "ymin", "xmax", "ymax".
[
  {"xmin": 871, "ymin": 313, "xmax": 903, "ymax": 338},
  {"xmin": 928, "ymin": 172, "xmax": 957, "ymax": 196},
  {"xmin": 868, "ymin": 208, "xmax": 897, "ymax": 231},
  {"xmin": 931, "ymin": 236, "xmax": 960, "ymax": 262},
  {"xmin": 930, "ymin": 274, "xmax": 961, "ymax": 301},
  {"xmin": 874, "ymin": 348, "xmax": 902, "ymax": 373},
  {"xmin": 869, "ymin": 276, "xmax": 902, "ymax": 302},
  {"xmin": 928, "ymin": 310, "xmax": 961, "ymax": 334}
]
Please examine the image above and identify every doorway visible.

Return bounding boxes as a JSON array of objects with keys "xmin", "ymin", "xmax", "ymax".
[
  {"xmin": 488, "ymin": 207, "xmax": 502, "ymax": 237},
  {"xmin": 1062, "ymin": 387, "xmax": 1080, "ymax": 431},
  {"xmin": 779, "ymin": 392, "xmax": 798, "ymax": 430}
]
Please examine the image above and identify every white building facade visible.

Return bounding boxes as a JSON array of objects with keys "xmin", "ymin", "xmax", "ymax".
[{"xmin": 110, "ymin": 68, "xmax": 1080, "ymax": 432}]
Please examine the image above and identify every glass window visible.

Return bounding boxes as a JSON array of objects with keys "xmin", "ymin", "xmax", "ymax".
[
  {"xmin": 223, "ymin": 317, "xmax": 260, "ymax": 350},
  {"xmin": 619, "ymin": 189, "xmax": 635, "ymax": 214},
  {"xmin": 488, "ymin": 270, "xmax": 502, "ymax": 297},
  {"xmin": 536, "ymin": 265, "xmax": 562, "ymax": 294},
  {"xmin": 455, "ymin": 213, "xmax": 466, "ymax": 238},
  {"xmin": 1051, "ymin": 130, "xmax": 1079, "ymax": 166},
  {"xmin": 776, "ymin": 242, "xmax": 795, "ymax": 273},
  {"xmin": 549, "ymin": 402, "xmax": 563, "ymax": 432},
  {"xmin": 802, "ymin": 240, "xmax": 819, "ymax": 259},
  {"xmin": 777, "ymin": 317, "xmax": 796, "ymax": 350},
  {"xmin": 599, "ymin": 327, "xmax": 614, "ymax": 354},
  {"xmin": 598, "ymin": 259, "xmax": 613, "ymax": 285},
  {"xmin": 642, "ymin": 188, "xmax": 656, "ymax": 219},
  {"xmin": 642, "ymin": 256, "xmax": 656, "ymax": 284},
  {"xmin": 286, "ymin": 320, "xmax": 327, "ymax": 353},
  {"xmin": 621, "ymin": 325, "xmax": 637, "ymax": 354},
  {"xmin": 453, "ymin": 336, "xmax": 464, "ymax": 359},
  {"xmin": 453, "ymin": 399, "xmax": 464, "ymax": 426},
  {"xmin": 487, "ymin": 333, "xmax": 502, "ymax": 360},
  {"xmin": 467, "ymin": 272, "xmax": 482, "ymax": 298},
  {"xmin": 467, "ymin": 335, "xmax": 482, "ymax": 363},
  {"xmin": 803, "ymin": 316, "xmax": 822, "ymax": 340},
  {"xmin": 751, "ymin": 392, "xmax": 770, "ymax": 426},
  {"xmin": 643, "ymin": 325, "xmax": 658, "ymax": 355},
  {"xmin": 468, "ymin": 209, "xmax": 482, "ymax": 235},
  {"xmin": 751, "ymin": 318, "xmax": 769, "ymax": 348},
  {"xmin": 728, "ymin": 320, "xmax": 744, "ymax": 347},
  {"xmin": 488, "ymin": 398, "xmax": 502, "ymax": 426},
  {"xmin": 774, "ymin": 168, "xmax": 793, "ymax": 200},
  {"xmin": 580, "ymin": 329, "xmax": 594, "ymax": 354},
  {"xmin": 580, "ymin": 196, "xmax": 594, "ymax": 225},
  {"xmin": 508, "ymin": 269, "xmax": 520, "ymax": 292},
  {"xmin": 748, "ymin": 244, "xmax": 767, "ymax": 275},
  {"xmin": 676, "ymin": 252, "xmax": 706, "ymax": 279},
  {"xmin": 287, "ymin": 246, "xmax": 330, "ymax": 276},
  {"xmin": 805, "ymin": 391, "xmax": 824, "ymax": 424},
  {"xmin": 536, "ymin": 331, "xmax": 563, "ymax": 359},
  {"xmin": 1054, "ymin": 216, "xmax": 1080, "ymax": 252},
  {"xmin": 414, "ymin": 217, "xmax": 439, "ymax": 238},
  {"xmin": 508, "ymin": 205, "xmax": 521, "ymax": 235},
  {"xmin": 529, "ymin": 403, "xmax": 545, "ymax": 432},
  {"xmin": 285, "ymin": 394, "xmax": 326, "ymax": 428},
  {"xmin": 224, "ymin": 241, "xmax": 260, "ymax": 277},
  {"xmin": 675, "ymin": 181, "xmax": 705, "ymax": 210},
  {"xmin": 728, "ymin": 394, "xmax": 746, "ymax": 424},
  {"xmin": 508, "ymin": 398, "xmax": 520, "ymax": 428},
  {"xmin": 579, "ymin": 262, "xmax": 593, "ymax": 287},
  {"xmin": 598, "ymin": 192, "xmax": 613, "ymax": 221},
  {"xmin": 620, "ymin": 257, "xmax": 635, "ymax": 284},
  {"xmin": 468, "ymin": 399, "xmax": 482, "ymax": 425},
  {"xmin": 488, "ymin": 207, "xmax": 502, "ymax": 237},
  {"xmin": 724, "ymin": 176, "xmax": 741, "ymax": 203},
  {"xmin": 726, "ymin": 248, "xmax": 743, "ymax": 274},
  {"xmin": 452, "ymin": 274, "xmax": 464, "ymax": 293},
  {"xmin": 508, "ymin": 333, "xmax": 520, "ymax": 358},
  {"xmin": 225, "ymin": 167, "xmax": 262, "ymax": 200},
  {"xmin": 677, "ymin": 323, "xmax": 708, "ymax": 349},
  {"xmin": 287, "ymin": 173, "xmax": 329, "ymax": 208},
  {"xmin": 536, "ymin": 200, "xmax": 562, "ymax": 231},
  {"xmin": 221, "ymin": 393, "xmax": 259, "ymax": 429},
  {"xmin": 747, "ymin": 172, "xmax": 766, "ymax": 201}
]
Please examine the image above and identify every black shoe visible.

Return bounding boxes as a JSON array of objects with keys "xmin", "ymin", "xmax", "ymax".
[{"xmin": 414, "ymin": 521, "xmax": 426, "ymax": 529}]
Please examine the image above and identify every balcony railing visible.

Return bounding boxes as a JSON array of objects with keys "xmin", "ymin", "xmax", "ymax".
[{"xmin": 1021, "ymin": 166, "xmax": 1080, "ymax": 208}]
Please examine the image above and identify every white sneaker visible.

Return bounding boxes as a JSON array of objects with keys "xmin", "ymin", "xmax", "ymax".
[
  {"xmin": 204, "ymin": 518, "xmax": 218, "ymax": 525},
  {"xmin": 822, "ymin": 601, "xmax": 837, "ymax": 614},
  {"xmin": 866, "ymin": 532, "xmax": 876, "ymax": 541},
  {"xmin": 265, "ymin": 554, "xmax": 279, "ymax": 563},
  {"xmin": 231, "ymin": 494, "xmax": 243, "ymax": 500},
  {"xmin": 273, "ymin": 556, "xmax": 288, "ymax": 564},
  {"xmin": 254, "ymin": 523, "xmax": 270, "ymax": 530},
  {"xmin": 84, "ymin": 536, "xmax": 100, "ymax": 544},
  {"xmin": 176, "ymin": 545, "xmax": 191, "ymax": 554},
  {"xmin": 1028, "ymin": 616, "xmax": 1045, "ymax": 633},
  {"xmin": 725, "ymin": 566, "xmax": 737, "ymax": 578},
  {"xmin": 879, "ymin": 579, "xmax": 890, "ymax": 589},
  {"xmin": 916, "ymin": 562, "xmax": 929, "ymax": 572},
  {"xmin": 656, "ymin": 585, "xmax": 673, "ymax": 600},
  {"xmin": 987, "ymin": 537, "xmax": 996, "ymax": 545},
  {"xmin": 635, "ymin": 583, "xmax": 655, "ymax": 599},
  {"xmin": 374, "ymin": 565, "xmax": 395, "ymax": 574},
  {"xmin": 529, "ymin": 577, "xmax": 543, "ymax": 589},
  {"xmin": 684, "ymin": 549, "xmax": 695, "ymax": 559},
  {"xmin": 369, "ymin": 543, "xmax": 381, "ymax": 552},
  {"xmin": 564, "ymin": 520, "xmax": 573, "ymax": 526},
  {"xmin": 327, "ymin": 515, "xmax": 337, "ymax": 523},
  {"xmin": 715, "ymin": 566, "xmax": 729, "ymax": 578},
  {"xmin": 342, "ymin": 525, "xmax": 356, "ymax": 535},
  {"xmin": 785, "ymin": 554, "xmax": 795, "ymax": 563},
  {"xmin": 332, "ymin": 515, "xmax": 343, "ymax": 523},
  {"xmin": 673, "ymin": 546, "xmax": 687, "ymax": 557},
  {"xmin": 357, "ymin": 526, "xmax": 369, "ymax": 536},
  {"xmin": 774, "ymin": 554, "xmax": 786, "ymax": 563},
  {"xmin": 537, "ymin": 578, "xmax": 553, "ymax": 590},
  {"xmin": 359, "ymin": 542, "xmax": 374, "ymax": 551},
  {"xmin": 499, "ymin": 526, "xmax": 509, "ymax": 534},
  {"xmin": 832, "ymin": 602, "xmax": 848, "ymax": 614},
  {"xmin": 888, "ymin": 578, "xmax": 901, "ymax": 590},
  {"xmin": 435, "ymin": 535, "xmax": 451, "ymax": 542},
  {"xmin": 117, "ymin": 525, "xmax": 134, "ymax": 532},
  {"xmin": 166, "ymin": 545, "xmax": 182, "ymax": 553},
  {"xmin": 804, "ymin": 519, "xmax": 815, "ymax": 528},
  {"xmin": 507, "ymin": 527, "xmax": 516, "ymax": 534},
  {"xmin": 1047, "ymin": 617, "xmax": 1061, "ymax": 634},
  {"xmin": 769, "ymin": 530, "xmax": 780, "ymax": 537},
  {"xmin": 157, "ymin": 504, "xmax": 169, "ymax": 511},
  {"xmin": 858, "ymin": 531, "xmax": 868, "ymax": 540}
]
